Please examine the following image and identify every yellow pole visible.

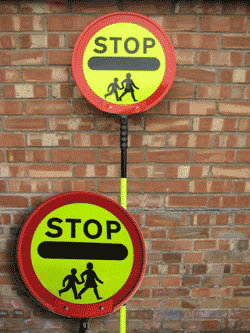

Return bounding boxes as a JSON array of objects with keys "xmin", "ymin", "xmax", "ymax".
[{"xmin": 120, "ymin": 177, "xmax": 127, "ymax": 333}]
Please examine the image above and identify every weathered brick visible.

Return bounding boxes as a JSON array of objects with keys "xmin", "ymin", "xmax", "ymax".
[
  {"xmin": 167, "ymin": 195, "xmax": 208, "ymax": 207},
  {"xmin": 147, "ymin": 149, "xmax": 190, "ymax": 163},
  {"xmin": 169, "ymin": 227, "xmax": 209, "ymax": 239},
  {"xmin": 123, "ymin": 0, "xmax": 172, "ymax": 14},
  {"xmin": 152, "ymin": 288, "xmax": 190, "ymax": 297},
  {"xmin": 223, "ymin": 36, "xmax": 250, "ymax": 49},
  {"xmin": 144, "ymin": 180, "xmax": 188, "ymax": 193},
  {"xmin": 173, "ymin": 33, "xmax": 220, "ymax": 49},
  {"xmin": 47, "ymin": 15, "xmax": 96, "ymax": 31},
  {"xmin": 170, "ymin": 101, "xmax": 216, "ymax": 115},
  {"xmin": 0, "ymin": 50, "xmax": 45, "ymax": 66},
  {"xmin": 71, "ymin": 0, "xmax": 119, "ymax": 13},
  {"xmin": 175, "ymin": 68, "xmax": 216, "ymax": 82},
  {"xmin": 200, "ymin": 16, "xmax": 246, "ymax": 32},
  {"xmin": 26, "ymin": 100, "xmax": 70, "ymax": 114},
  {"xmin": 146, "ymin": 117, "xmax": 190, "ymax": 131}
]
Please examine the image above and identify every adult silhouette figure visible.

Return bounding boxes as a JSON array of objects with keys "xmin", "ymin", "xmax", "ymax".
[
  {"xmin": 78, "ymin": 262, "xmax": 104, "ymax": 300},
  {"xmin": 59, "ymin": 268, "xmax": 81, "ymax": 300},
  {"xmin": 105, "ymin": 78, "xmax": 122, "ymax": 101},
  {"xmin": 118, "ymin": 73, "xmax": 139, "ymax": 102}
]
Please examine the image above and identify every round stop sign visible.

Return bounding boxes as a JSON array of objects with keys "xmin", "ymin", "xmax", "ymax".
[
  {"xmin": 72, "ymin": 12, "xmax": 176, "ymax": 115},
  {"xmin": 17, "ymin": 192, "xmax": 146, "ymax": 318}
]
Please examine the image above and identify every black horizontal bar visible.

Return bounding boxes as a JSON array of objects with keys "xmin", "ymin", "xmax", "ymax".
[
  {"xmin": 88, "ymin": 57, "xmax": 160, "ymax": 71},
  {"xmin": 38, "ymin": 241, "xmax": 128, "ymax": 261}
]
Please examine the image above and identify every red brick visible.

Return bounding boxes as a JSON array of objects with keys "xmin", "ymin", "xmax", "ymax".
[
  {"xmin": 160, "ymin": 15, "xmax": 196, "ymax": 31},
  {"xmin": 71, "ymin": 0, "xmax": 119, "ymax": 13},
  {"xmin": 53, "ymin": 180, "xmax": 96, "ymax": 193},
  {"xmin": 173, "ymin": 33, "xmax": 220, "ymax": 49},
  {"xmin": 0, "ymin": 34, "xmax": 15, "ymax": 49},
  {"xmin": 0, "ymin": 196, "xmax": 28, "ymax": 207},
  {"xmin": 0, "ymin": 50, "xmax": 45, "ymax": 66},
  {"xmin": 167, "ymin": 84, "xmax": 195, "ymax": 99},
  {"xmin": 212, "ymin": 165, "xmax": 250, "ymax": 178},
  {"xmin": 146, "ymin": 117, "xmax": 190, "ymax": 131},
  {"xmin": 20, "ymin": 2, "xmax": 70, "ymax": 14},
  {"xmin": 210, "ymin": 196, "xmax": 250, "ymax": 208},
  {"xmin": 123, "ymin": 0, "xmax": 172, "ymax": 14},
  {"xmin": 194, "ymin": 118, "xmax": 237, "ymax": 131},
  {"xmin": 184, "ymin": 252, "xmax": 203, "ymax": 263},
  {"xmin": 238, "ymin": 150, "xmax": 250, "ymax": 162},
  {"xmin": 49, "ymin": 117, "xmax": 94, "ymax": 131},
  {"xmin": 202, "ymin": 320, "xmax": 219, "ymax": 330},
  {"xmin": 167, "ymin": 196, "xmax": 208, "ymax": 208},
  {"xmin": 190, "ymin": 214, "xmax": 210, "ymax": 226},
  {"xmin": 214, "ymin": 134, "xmax": 243, "ymax": 148},
  {"xmin": 231, "ymin": 309, "xmax": 250, "ymax": 319},
  {"xmin": 169, "ymin": 133, "xmax": 212, "ymax": 148},
  {"xmin": 28, "ymin": 165, "xmax": 72, "ymax": 178},
  {"xmin": 162, "ymin": 277, "xmax": 181, "ymax": 287},
  {"xmin": 170, "ymin": 101, "xmax": 216, "ymax": 115},
  {"xmin": 52, "ymin": 149, "xmax": 96, "ymax": 163},
  {"xmin": 152, "ymin": 240, "xmax": 192, "ymax": 251},
  {"xmin": 175, "ymin": 68, "xmax": 216, "ymax": 82},
  {"xmin": 163, "ymin": 253, "xmax": 182, "ymax": 263},
  {"xmin": 48, "ymin": 33, "xmax": 65, "ymax": 48},
  {"xmin": 47, "ymin": 15, "xmax": 96, "ymax": 31},
  {"xmin": 144, "ymin": 180, "xmax": 188, "ymax": 193},
  {"xmin": 223, "ymin": 276, "xmax": 241, "ymax": 286},
  {"xmin": 197, "ymin": 85, "xmax": 243, "ymax": 99},
  {"xmin": 223, "ymin": 36, "xmax": 250, "ymax": 49},
  {"xmin": 194, "ymin": 240, "xmax": 216, "ymax": 250},
  {"xmin": 190, "ymin": 180, "xmax": 232, "ymax": 193},
  {"xmin": 175, "ymin": 49, "xmax": 195, "ymax": 65},
  {"xmin": 176, "ymin": 2, "xmax": 222, "ymax": 14},
  {"xmin": 169, "ymin": 227, "xmax": 209, "ymax": 239},
  {"xmin": 8, "ymin": 179, "xmax": 50, "ymax": 193},
  {"xmin": 0, "ymin": 214, "xmax": 10, "ymax": 224},
  {"xmin": 0, "ymin": 101, "xmax": 22, "ymax": 115},
  {"xmin": 23, "ymin": 68, "xmax": 68, "ymax": 82},
  {"xmin": 147, "ymin": 150, "xmax": 190, "ymax": 163},
  {"xmin": 6, "ymin": 149, "xmax": 50, "ymax": 163},
  {"xmin": 222, "ymin": 298, "xmax": 239, "ymax": 308},
  {"xmin": 146, "ymin": 214, "xmax": 187, "ymax": 227},
  {"xmin": 0, "ymin": 134, "xmax": 25, "ymax": 147},
  {"xmin": 235, "ymin": 214, "xmax": 250, "ymax": 225},
  {"xmin": 192, "ymin": 150, "xmax": 235, "ymax": 163},
  {"xmin": 152, "ymin": 288, "xmax": 189, "ymax": 297},
  {"xmin": 0, "ymin": 3, "xmax": 18, "ymax": 14},
  {"xmin": 200, "ymin": 16, "xmax": 246, "ymax": 32},
  {"xmin": 47, "ymin": 50, "xmax": 72, "ymax": 65},
  {"xmin": 0, "ymin": 69, "xmax": 20, "ymax": 82},
  {"xmin": 26, "ymin": 100, "xmax": 70, "ymax": 115},
  {"xmin": 223, "ymin": 3, "xmax": 250, "ymax": 14}
]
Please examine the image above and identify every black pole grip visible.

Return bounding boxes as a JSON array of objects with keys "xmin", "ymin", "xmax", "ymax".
[
  {"xmin": 120, "ymin": 116, "xmax": 128, "ymax": 178},
  {"xmin": 79, "ymin": 318, "xmax": 90, "ymax": 333}
]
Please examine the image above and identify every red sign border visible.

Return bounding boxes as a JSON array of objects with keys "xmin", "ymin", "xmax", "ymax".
[
  {"xmin": 17, "ymin": 192, "xmax": 146, "ymax": 318},
  {"xmin": 72, "ymin": 12, "xmax": 176, "ymax": 115}
]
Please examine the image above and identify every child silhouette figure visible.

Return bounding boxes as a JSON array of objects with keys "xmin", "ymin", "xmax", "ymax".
[
  {"xmin": 105, "ymin": 78, "xmax": 122, "ymax": 101},
  {"xmin": 118, "ymin": 73, "xmax": 139, "ymax": 102},
  {"xmin": 78, "ymin": 262, "xmax": 104, "ymax": 300},
  {"xmin": 59, "ymin": 268, "xmax": 81, "ymax": 300}
]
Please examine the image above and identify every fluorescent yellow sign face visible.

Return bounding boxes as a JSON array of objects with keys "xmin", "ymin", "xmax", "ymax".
[
  {"xmin": 31, "ymin": 203, "xmax": 133, "ymax": 305},
  {"xmin": 82, "ymin": 22, "xmax": 166, "ymax": 105}
]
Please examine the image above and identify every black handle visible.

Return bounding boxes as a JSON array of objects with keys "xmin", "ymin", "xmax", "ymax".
[{"xmin": 79, "ymin": 318, "xmax": 90, "ymax": 333}]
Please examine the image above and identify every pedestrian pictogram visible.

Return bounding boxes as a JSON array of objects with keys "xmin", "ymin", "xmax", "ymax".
[
  {"xmin": 72, "ymin": 12, "xmax": 176, "ymax": 115},
  {"xmin": 17, "ymin": 192, "xmax": 146, "ymax": 318}
]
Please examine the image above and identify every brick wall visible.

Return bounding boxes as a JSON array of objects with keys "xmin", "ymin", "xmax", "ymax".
[{"xmin": 1, "ymin": 0, "xmax": 250, "ymax": 332}]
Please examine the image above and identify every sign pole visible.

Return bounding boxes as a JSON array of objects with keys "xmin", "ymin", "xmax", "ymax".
[
  {"xmin": 79, "ymin": 318, "xmax": 90, "ymax": 333},
  {"xmin": 120, "ymin": 115, "xmax": 128, "ymax": 332}
]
